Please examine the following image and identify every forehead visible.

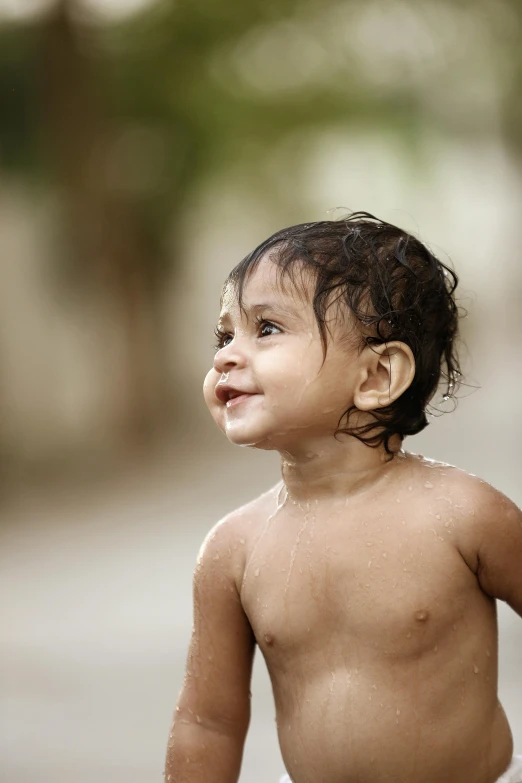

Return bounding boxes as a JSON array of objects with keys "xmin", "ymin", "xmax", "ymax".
[{"xmin": 220, "ymin": 257, "xmax": 312, "ymax": 317}]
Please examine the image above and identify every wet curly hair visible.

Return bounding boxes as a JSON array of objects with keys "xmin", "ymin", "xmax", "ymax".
[{"xmin": 226, "ymin": 212, "xmax": 462, "ymax": 454}]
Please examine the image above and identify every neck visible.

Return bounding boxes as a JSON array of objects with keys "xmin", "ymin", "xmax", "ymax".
[{"xmin": 279, "ymin": 433, "xmax": 404, "ymax": 504}]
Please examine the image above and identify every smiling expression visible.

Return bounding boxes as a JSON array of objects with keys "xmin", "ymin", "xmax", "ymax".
[{"xmin": 203, "ymin": 258, "xmax": 367, "ymax": 451}]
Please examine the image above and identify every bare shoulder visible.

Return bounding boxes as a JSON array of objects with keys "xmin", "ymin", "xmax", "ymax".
[
  {"xmin": 405, "ymin": 452, "xmax": 518, "ymax": 512},
  {"xmin": 422, "ymin": 459, "xmax": 520, "ymax": 522},
  {"xmin": 430, "ymin": 464, "xmax": 522, "ymax": 613},
  {"xmin": 197, "ymin": 482, "xmax": 283, "ymax": 588},
  {"xmin": 406, "ymin": 453, "xmax": 522, "ymax": 575}
]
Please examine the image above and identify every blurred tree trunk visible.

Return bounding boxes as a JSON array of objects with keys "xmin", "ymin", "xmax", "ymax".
[{"xmin": 37, "ymin": 0, "xmax": 172, "ymax": 450}]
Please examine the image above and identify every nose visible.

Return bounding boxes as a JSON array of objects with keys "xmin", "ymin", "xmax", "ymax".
[{"xmin": 213, "ymin": 336, "xmax": 247, "ymax": 373}]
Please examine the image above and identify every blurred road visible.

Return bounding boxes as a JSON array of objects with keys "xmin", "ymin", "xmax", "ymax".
[{"xmin": 2, "ymin": 413, "xmax": 522, "ymax": 783}]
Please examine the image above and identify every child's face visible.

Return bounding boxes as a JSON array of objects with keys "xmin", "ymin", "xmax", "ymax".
[{"xmin": 203, "ymin": 258, "xmax": 363, "ymax": 451}]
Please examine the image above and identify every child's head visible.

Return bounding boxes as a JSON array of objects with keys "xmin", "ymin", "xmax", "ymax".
[{"xmin": 204, "ymin": 213, "xmax": 461, "ymax": 454}]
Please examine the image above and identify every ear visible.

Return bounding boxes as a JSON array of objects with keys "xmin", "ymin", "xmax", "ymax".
[{"xmin": 353, "ymin": 341, "xmax": 415, "ymax": 411}]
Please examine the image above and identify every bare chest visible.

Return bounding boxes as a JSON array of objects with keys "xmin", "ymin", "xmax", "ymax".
[{"xmin": 240, "ymin": 507, "xmax": 482, "ymax": 660}]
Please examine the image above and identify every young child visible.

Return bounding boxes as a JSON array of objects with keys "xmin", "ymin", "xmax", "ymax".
[{"xmin": 165, "ymin": 214, "xmax": 522, "ymax": 783}]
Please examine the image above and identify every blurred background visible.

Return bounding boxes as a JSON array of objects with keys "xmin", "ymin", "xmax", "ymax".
[{"xmin": 1, "ymin": 0, "xmax": 521, "ymax": 781}]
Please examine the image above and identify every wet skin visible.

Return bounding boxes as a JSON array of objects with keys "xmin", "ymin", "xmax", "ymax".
[
  {"xmin": 237, "ymin": 461, "xmax": 515, "ymax": 783},
  {"xmin": 167, "ymin": 260, "xmax": 522, "ymax": 783}
]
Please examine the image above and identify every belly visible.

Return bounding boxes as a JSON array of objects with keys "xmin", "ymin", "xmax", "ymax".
[
  {"xmin": 270, "ymin": 657, "xmax": 512, "ymax": 783},
  {"xmin": 241, "ymin": 506, "xmax": 513, "ymax": 781},
  {"xmin": 258, "ymin": 580, "xmax": 509, "ymax": 782}
]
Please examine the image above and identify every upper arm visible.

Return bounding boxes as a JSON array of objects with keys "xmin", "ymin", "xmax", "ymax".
[
  {"xmin": 470, "ymin": 483, "xmax": 522, "ymax": 617},
  {"xmin": 177, "ymin": 516, "xmax": 256, "ymax": 734}
]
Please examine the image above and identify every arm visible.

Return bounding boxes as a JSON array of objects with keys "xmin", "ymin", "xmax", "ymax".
[
  {"xmin": 165, "ymin": 516, "xmax": 255, "ymax": 783},
  {"xmin": 475, "ymin": 488, "xmax": 522, "ymax": 617},
  {"xmin": 457, "ymin": 478, "xmax": 522, "ymax": 617}
]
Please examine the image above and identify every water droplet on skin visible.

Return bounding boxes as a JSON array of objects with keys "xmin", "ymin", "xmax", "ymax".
[
  {"xmin": 444, "ymin": 521, "xmax": 451, "ymax": 528},
  {"xmin": 453, "ymin": 624, "xmax": 458, "ymax": 631},
  {"xmin": 435, "ymin": 514, "xmax": 441, "ymax": 519},
  {"xmin": 473, "ymin": 665, "xmax": 479, "ymax": 674},
  {"xmin": 486, "ymin": 650, "xmax": 491, "ymax": 657},
  {"xmin": 396, "ymin": 498, "xmax": 400, "ymax": 503},
  {"xmin": 425, "ymin": 481, "xmax": 434, "ymax": 489},
  {"xmin": 408, "ymin": 486, "xmax": 413, "ymax": 491},
  {"xmin": 168, "ymin": 776, "xmax": 172, "ymax": 781},
  {"xmin": 239, "ymin": 538, "xmax": 245, "ymax": 544},
  {"xmin": 366, "ymin": 542, "xmax": 373, "ymax": 547},
  {"xmin": 285, "ymin": 503, "xmax": 311, "ymax": 596},
  {"xmin": 254, "ymin": 568, "xmax": 260, "ymax": 577},
  {"xmin": 382, "ymin": 552, "xmax": 387, "ymax": 558},
  {"xmin": 396, "ymin": 708, "xmax": 401, "ymax": 716},
  {"xmin": 213, "ymin": 554, "xmax": 220, "ymax": 561},
  {"xmin": 406, "ymin": 631, "xmax": 411, "ymax": 638},
  {"xmin": 433, "ymin": 645, "xmax": 438, "ymax": 652}
]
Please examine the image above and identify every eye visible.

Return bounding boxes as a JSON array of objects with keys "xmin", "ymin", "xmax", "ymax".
[
  {"xmin": 213, "ymin": 327, "xmax": 232, "ymax": 351},
  {"xmin": 257, "ymin": 319, "xmax": 281, "ymax": 338}
]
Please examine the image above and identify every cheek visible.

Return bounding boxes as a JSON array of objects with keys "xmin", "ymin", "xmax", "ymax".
[
  {"xmin": 203, "ymin": 368, "xmax": 220, "ymax": 410},
  {"xmin": 259, "ymin": 341, "xmax": 322, "ymax": 387}
]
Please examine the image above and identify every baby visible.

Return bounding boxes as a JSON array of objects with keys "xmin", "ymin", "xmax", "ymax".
[{"xmin": 166, "ymin": 214, "xmax": 522, "ymax": 783}]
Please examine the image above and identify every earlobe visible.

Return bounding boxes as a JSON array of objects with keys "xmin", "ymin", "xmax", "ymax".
[{"xmin": 353, "ymin": 342, "xmax": 415, "ymax": 411}]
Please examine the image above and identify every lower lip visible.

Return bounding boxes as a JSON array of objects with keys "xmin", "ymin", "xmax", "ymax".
[{"xmin": 226, "ymin": 393, "xmax": 258, "ymax": 408}]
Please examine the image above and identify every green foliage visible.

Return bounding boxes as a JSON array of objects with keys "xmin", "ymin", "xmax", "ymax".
[
  {"xmin": 0, "ymin": 0, "xmax": 521, "ymax": 269},
  {"xmin": 0, "ymin": 0, "xmax": 423, "ymax": 188},
  {"xmin": 0, "ymin": 23, "xmax": 43, "ymax": 176}
]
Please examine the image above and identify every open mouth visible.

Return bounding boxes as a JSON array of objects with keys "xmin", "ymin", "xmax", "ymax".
[
  {"xmin": 226, "ymin": 392, "xmax": 257, "ymax": 408},
  {"xmin": 215, "ymin": 384, "xmax": 259, "ymax": 407}
]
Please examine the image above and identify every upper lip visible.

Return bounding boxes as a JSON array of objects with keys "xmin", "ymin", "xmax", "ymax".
[{"xmin": 215, "ymin": 384, "xmax": 256, "ymax": 404}]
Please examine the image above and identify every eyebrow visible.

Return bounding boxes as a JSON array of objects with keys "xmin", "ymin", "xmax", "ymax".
[{"xmin": 218, "ymin": 301, "xmax": 302, "ymax": 322}]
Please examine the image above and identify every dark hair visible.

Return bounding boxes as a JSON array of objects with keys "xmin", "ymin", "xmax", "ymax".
[{"xmin": 226, "ymin": 212, "xmax": 462, "ymax": 453}]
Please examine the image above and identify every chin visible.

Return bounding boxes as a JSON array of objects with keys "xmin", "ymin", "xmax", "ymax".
[
  {"xmin": 224, "ymin": 426, "xmax": 268, "ymax": 448},
  {"xmin": 225, "ymin": 424, "xmax": 302, "ymax": 452},
  {"xmin": 222, "ymin": 418, "xmax": 284, "ymax": 449}
]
